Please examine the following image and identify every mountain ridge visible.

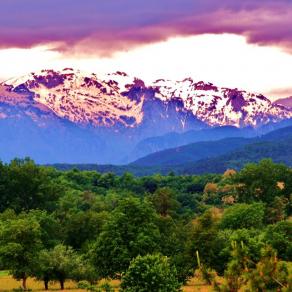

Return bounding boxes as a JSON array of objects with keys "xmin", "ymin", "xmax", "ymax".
[
  {"xmin": 274, "ymin": 96, "xmax": 292, "ymax": 109},
  {"xmin": 2, "ymin": 68, "xmax": 292, "ymax": 129},
  {"xmin": 131, "ymin": 125, "xmax": 292, "ymax": 169}
]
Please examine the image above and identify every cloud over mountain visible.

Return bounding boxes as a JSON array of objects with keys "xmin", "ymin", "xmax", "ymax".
[{"xmin": 1, "ymin": 0, "xmax": 292, "ymax": 54}]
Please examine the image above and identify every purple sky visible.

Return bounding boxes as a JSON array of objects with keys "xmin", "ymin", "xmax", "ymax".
[
  {"xmin": 1, "ymin": 0, "xmax": 292, "ymax": 99},
  {"xmin": 1, "ymin": 0, "xmax": 292, "ymax": 54}
]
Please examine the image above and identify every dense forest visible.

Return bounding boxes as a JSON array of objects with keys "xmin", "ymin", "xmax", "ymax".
[{"xmin": 0, "ymin": 158, "xmax": 291, "ymax": 291}]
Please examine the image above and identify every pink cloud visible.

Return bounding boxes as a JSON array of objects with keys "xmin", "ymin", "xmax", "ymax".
[{"xmin": 0, "ymin": 0, "xmax": 292, "ymax": 54}]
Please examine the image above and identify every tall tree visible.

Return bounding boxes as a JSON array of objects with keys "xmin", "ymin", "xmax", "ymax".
[
  {"xmin": 189, "ymin": 208, "xmax": 223, "ymax": 273},
  {"xmin": 92, "ymin": 197, "xmax": 161, "ymax": 278},
  {"xmin": 0, "ymin": 158, "xmax": 63, "ymax": 212},
  {"xmin": 149, "ymin": 187, "xmax": 180, "ymax": 217}
]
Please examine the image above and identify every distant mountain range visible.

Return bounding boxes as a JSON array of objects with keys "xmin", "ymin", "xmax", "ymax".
[
  {"xmin": 53, "ymin": 125, "xmax": 292, "ymax": 176},
  {"xmin": 129, "ymin": 120, "xmax": 292, "ymax": 160},
  {"xmin": 0, "ymin": 68, "xmax": 292, "ymax": 164}
]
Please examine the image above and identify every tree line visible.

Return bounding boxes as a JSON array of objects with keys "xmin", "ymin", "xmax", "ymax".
[{"xmin": 0, "ymin": 158, "xmax": 291, "ymax": 291}]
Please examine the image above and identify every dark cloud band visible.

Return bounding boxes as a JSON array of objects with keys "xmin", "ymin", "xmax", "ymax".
[{"xmin": 1, "ymin": 0, "xmax": 292, "ymax": 54}]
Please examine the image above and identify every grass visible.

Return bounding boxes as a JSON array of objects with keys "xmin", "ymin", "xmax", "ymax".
[
  {"xmin": 0, "ymin": 275, "xmax": 80, "ymax": 292},
  {"xmin": 0, "ymin": 273, "xmax": 213, "ymax": 291},
  {"xmin": 0, "ymin": 271, "xmax": 9, "ymax": 277}
]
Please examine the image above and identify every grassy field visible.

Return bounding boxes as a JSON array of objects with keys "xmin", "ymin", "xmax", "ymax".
[{"xmin": 0, "ymin": 272, "xmax": 213, "ymax": 291}]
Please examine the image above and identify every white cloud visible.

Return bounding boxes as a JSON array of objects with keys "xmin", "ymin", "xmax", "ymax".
[{"xmin": 1, "ymin": 34, "xmax": 292, "ymax": 100}]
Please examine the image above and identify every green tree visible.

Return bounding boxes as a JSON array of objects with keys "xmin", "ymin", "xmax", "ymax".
[
  {"xmin": 232, "ymin": 159, "xmax": 290, "ymax": 204},
  {"xmin": 34, "ymin": 249, "xmax": 55, "ymax": 290},
  {"xmin": 188, "ymin": 208, "xmax": 223, "ymax": 273},
  {"xmin": 265, "ymin": 196, "xmax": 289, "ymax": 224},
  {"xmin": 223, "ymin": 229, "xmax": 264, "ymax": 266},
  {"xmin": 220, "ymin": 241, "xmax": 250, "ymax": 292},
  {"xmin": 0, "ymin": 215, "xmax": 42, "ymax": 289},
  {"xmin": 142, "ymin": 177, "xmax": 158, "ymax": 193},
  {"xmin": 149, "ymin": 187, "xmax": 180, "ymax": 217},
  {"xmin": 92, "ymin": 197, "xmax": 161, "ymax": 278},
  {"xmin": 220, "ymin": 203, "xmax": 265, "ymax": 230},
  {"xmin": 120, "ymin": 254, "xmax": 181, "ymax": 292},
  {"xmin": 247, "ymin": 246, "xmax": 291, "ymax": 291},
  {"xmin": 35, "ymin": 244, "xmax": 78, "ymax": 290},
  {"xmin": 263, "ymin": 221, "xmax": 292, "ymax": 261},
  {"xmin": 27, "ymin": 210, "xmax": 61, "ymax": 248},
  {"xmin": 0, "ymin": 158, "xmax": 63, "ymax": 212},
  {"xmin": 72, "ymin": 253, "xmax": 100, "ymax": 285},
  {"xmin": 63, "ymin": 210, "xmax": 107, "ymax": 250},
  {"xmin": 156, "ymin": 216, "xmax": 194, "ymax": 283}
]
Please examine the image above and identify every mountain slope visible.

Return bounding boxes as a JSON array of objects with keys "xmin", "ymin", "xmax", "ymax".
[
  {"xmin": 131, "ymin": 137, "xmax": 252, "ymax": 167},
  {"xmin": 129, "ymin": 119, "xmax": 292, "ymax": 161},
  {"xmin": 129, "ymin": 126, "xmax": 256, "ymax": 161}
]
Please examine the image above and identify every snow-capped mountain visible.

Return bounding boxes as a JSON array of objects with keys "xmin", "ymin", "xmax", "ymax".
[
  {"xmin": 153, "ymin": 79, "xmax": 292, "ymax": 127},
  {"xmin": 4, "ymin": 69, "xmax": 144, "ymax": 128},
  {"xmin": 3, "ymin": 68, "xmax": 202, "ymax": 131},
  {"xmin": 0, "ymin": 68, "xmax": 291, "ymax": 164},
  {"xmin": 3, "ymin": 68, "xmax": 292, "ymax": 129}
]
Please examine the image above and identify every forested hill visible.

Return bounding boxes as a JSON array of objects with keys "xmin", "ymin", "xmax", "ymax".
[
  {"xmin": 0, "ymin": 158, "xmax": 291, "ymax": 291},
  {"xmin": 180, "ymin": 138, "xmax": 292, "ymax": 174},
  {"xmin": 131, "ymin": 125, "xmax": 292, "ymax": 168},
  {"xmin": 52, "ymin": 126, "xmax": 292, "ymax": 175}
]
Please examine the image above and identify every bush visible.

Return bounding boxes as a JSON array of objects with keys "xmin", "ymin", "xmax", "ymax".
[
  {"xmin": 120, "ymin": 254, "xmax": 181, "ymax": 292},
  {"xmin": 77, "ymin": 281, "xmax": 114, "ymax": 292},
  {"xmin": 78, "ymin": 281, "xmax": 96, "ymax": 291}
]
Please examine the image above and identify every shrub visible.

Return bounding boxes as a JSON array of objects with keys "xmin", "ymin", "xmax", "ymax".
[{"xmin": 120, "ymin": 254, "xmax": 181, "ymax": 292}]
